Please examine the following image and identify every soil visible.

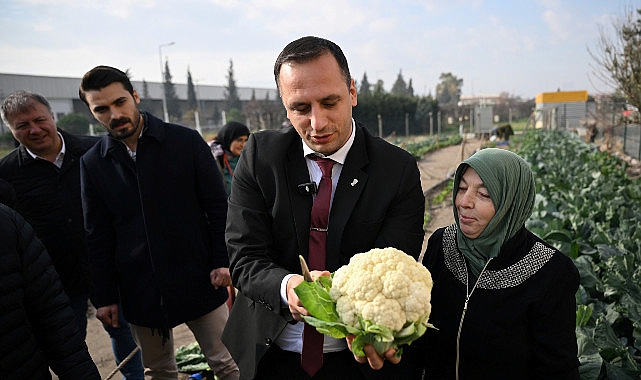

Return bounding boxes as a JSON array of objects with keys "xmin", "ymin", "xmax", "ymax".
[{"xmin": 74, "ymin": 136, "xmax": 484, "ymax": 380}]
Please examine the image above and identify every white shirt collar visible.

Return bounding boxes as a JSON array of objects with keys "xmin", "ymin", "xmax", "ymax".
[{"xmin": 25, "ymin": 131, "xmax": 65, "ymax": 168}]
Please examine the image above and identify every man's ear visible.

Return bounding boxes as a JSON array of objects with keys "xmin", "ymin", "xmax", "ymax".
[{"xmin": 133, "ymin": 89, "xmax": 141, "ymax": 105}]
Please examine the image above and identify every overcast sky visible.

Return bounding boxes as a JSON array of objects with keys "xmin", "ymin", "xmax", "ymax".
[{"xmin": 0, "ymin": 0, "xmax": 636, "ymax": 98}]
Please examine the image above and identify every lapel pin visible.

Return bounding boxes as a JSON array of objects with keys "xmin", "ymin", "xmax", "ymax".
[{"xmin": 351, "ymin": 179, "xmax": 358, "ymax": 187}]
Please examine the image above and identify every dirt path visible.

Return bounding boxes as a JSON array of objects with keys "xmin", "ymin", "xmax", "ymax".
[{"xmin": 80, "ymin": 137, "xmax": 483, "ymax": 379}]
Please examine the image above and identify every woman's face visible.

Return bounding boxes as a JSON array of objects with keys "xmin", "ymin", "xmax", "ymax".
[
  {"xmin": 455, "ymin": 167, "xmax": 496, "ymax": 239},
  {"xmin": 229, "ymin": 135, "xmax": 248, "ymax": 156}
]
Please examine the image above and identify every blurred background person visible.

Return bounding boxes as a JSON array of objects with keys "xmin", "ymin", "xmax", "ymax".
[{"xmin": 209, "ymin": 121, "xmax": 250, "ymax": 195}]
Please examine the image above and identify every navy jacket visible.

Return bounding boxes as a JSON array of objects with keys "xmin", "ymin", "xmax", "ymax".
[{"xmin": 80, "ymin": 112, "xmax": 229, "ymax": 328}]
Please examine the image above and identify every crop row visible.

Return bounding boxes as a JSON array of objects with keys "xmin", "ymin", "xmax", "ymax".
[{"xmin": 518, "ymin": 130, "xmax": 641, "ymax": 379}]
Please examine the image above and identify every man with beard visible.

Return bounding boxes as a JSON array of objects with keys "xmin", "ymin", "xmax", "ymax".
[{"xmin": 78, "ymin": 66, "xmax": 239, "ymax": 380}]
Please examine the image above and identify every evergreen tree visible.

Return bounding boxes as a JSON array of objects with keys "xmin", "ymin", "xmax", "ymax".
[
  {"xmin": 187, "ymin": 68, "xmax": 198, "ymax": 111},
  {"xmin": 139, "ymin": 79, "xmax": 153, "ymax": 111},
  {"xmin": 407, "ymin": 79, "xmax": 414, "ymax": 97},
  {"xmin": 225, "ymin": 59, "xmax": 242, "ymax": 111},
  {"xmin": 373, "ymin": 80, "xmax": 385, "ymax": 97},
  {"xmin": 142, "ymin": 80, "xmax": 150, "ymax": 98},
  {"xmin": 391, "ymin": 70, "xmax": 408, "ymax": 96},
  {"xmin": 415, "ymin": 95, "xmax": 439, "ymax": 134},
  {"xmin": 163, "ymin": 60, "xmax": 181, "ymax": 120},
  {"xmin": 359, "ymin": 72, "xmax": 372, "ymax": 97}
]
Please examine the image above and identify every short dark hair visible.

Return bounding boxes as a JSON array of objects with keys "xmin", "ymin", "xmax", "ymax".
[
  {"xmin": 79, "ymin": 65, "xmax": 135, "ymax": 105},
  {"xmin": 1, "ymin": 90, "xmax": 52, "ymax": 127},
  {"xmin": 273, "ymin": 36, "xmax": 351, "ymax": 91}
]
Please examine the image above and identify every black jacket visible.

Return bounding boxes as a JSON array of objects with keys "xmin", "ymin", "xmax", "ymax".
[
  {"xmin": 0, "ymin": 178, "xmax": 16, "ymax": 207},
  {"xmin": 80, "ymin": 112, "xmax": 229, "ymax": 328},
  {"xmin": 222, "ymin": 124, "xmax": 425, "ymax": 379},
  {"xmin": 0, "ymin": 204, "xmax": 99, "ymax": 379},
  {"xmin": 415, "ymin": 225, "xmax": 580, "ymax": 380},
  {"xmin": 0, "ymin": 130, "xmax": 98, "ymax": 298}
]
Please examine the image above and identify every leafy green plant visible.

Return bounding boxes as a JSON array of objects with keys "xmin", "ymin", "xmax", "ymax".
[
  {"xmin": 519, "ymin": 130, "xmax": 641, "ymax": 379},
  {"xmin": 399, "ymin": 134, "xmax": 462, "ymax": 160}
]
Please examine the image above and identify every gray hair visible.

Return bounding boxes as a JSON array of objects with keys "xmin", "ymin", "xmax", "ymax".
[{"xmin": 1, "ymin": 91, "xmax": 52, "ymax": 127}]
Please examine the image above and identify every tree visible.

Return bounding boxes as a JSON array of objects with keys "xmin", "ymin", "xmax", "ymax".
[
  {"xmin": 589, "ymin": 7, "xmax": 641, "ymax": 115},
  {"xmin": 225, "ymin": 59, "xmax": 242, "ymax": 111},
  {"xmin": 57, "ymin": 113, "xmax": 90, "ymax": 135},
  {"xmin": 359, "ymin": 72, "xmax": 372, "ymax": 97},
  {"xmin": 163, "ymin": 60, "xmax": 181, "ymax": 121},
  {"xmin": 142, "ymin": 80, "xmax": 150, "ymax": 98},
  {"xmin": 435, "ymin": 72, "xmax": 463, "ymax": 107},
  {"xmin": 373, "ymin": 80, "xmax": 386, "ymax": 97},
  {"xmin": 139, "ymin": 79, "xmax": 154, "ymax": 112},
  {"xmin": 407, "ymin": 79, "xmax": 414, "ymax": 97},
  {"xmin": 186, "ymin": 68, "xmax": 198, "ymax": 111},
  {"xmin": 391, "ymin": 70, "xmax": 408, "ymax": 96},
  {"xmin": 415, "ymin": 95, "xmax": 439, "ymax": 134}
]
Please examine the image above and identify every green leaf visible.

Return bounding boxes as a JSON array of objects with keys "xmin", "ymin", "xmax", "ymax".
[
  {"xmin": 294, "ymin": 278, "xmax": 340, "ymax": 323},
  {"xmin": 576, "ymin": 304, "xmax": 593, "ymax": 327},
  {"xmin": 301, "ymin": 315, "xmax": 359, "ymax": 339}
]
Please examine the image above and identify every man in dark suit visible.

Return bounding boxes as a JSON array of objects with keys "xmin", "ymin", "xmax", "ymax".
[
  {"xmin": 222, "ymin": 36, "xmax": 425, "ymax": 380},
  {"xmin": 78, "ymin": 66, "xmax": 239, "ymax": 379}
]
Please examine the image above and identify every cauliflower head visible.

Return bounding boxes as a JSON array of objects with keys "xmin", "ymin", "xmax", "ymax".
[{"xmin": 330, "ymin": 247, "xmax": 433, "ymax": 332}]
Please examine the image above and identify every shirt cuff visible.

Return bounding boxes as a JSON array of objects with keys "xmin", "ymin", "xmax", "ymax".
[{"xmin": 280, "ymin": 273, "xmax": 297, "ymax": 305}]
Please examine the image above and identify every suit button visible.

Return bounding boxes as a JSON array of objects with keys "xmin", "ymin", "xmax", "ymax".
[{"xmin": 264, "ymin": 338, "xmax": 272, "ymax": 346}]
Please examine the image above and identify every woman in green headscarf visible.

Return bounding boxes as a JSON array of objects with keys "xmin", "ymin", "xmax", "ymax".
[{"xmin": 413, "ymin": 148, "xmax": 580, "ymax": 380}]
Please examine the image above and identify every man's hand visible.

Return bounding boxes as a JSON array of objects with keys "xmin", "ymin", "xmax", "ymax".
[
  {"xmin": 210, "ymin": 267, "xmax": 232, "ymax": 289},
  {"xmin": 346, "ymin": 334, "xmax": 401, "ymax": 370},
  {"xmin": 96, "ymin": 304, "xmax": 120, "ymax": 328},
  {"xmin": 286, "ymin": 270, "xmax": 330, "ymax": 321}
]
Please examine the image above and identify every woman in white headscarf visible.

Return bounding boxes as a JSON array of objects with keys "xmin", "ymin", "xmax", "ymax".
[{"xmin": 414, "ymin": 148, "xmax": 580, "ymax": 380}]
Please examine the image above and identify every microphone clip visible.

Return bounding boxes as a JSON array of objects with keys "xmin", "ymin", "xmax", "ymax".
[{"xmin": 297, "ymin": 182, "xmax": 317, "ymax": 196}]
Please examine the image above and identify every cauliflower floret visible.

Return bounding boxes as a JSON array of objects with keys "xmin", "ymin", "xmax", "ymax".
[
  {"xmin": 404, "ymin": 281, "xmax": 432, "ymax": 323},
  {"xmin": 331, "ymin": 247, "xmax": 433, "ymax": 332},
  {"xmin": 335, "ymin": 296, "xmax": 358, "ymax": 328},
  {"xmin": 361, "ymin": 294, "xmax": 405, "ymax": 331}
]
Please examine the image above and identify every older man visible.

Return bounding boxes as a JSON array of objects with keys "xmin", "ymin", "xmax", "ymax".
[{"xmin": 0, "ymin": 91, "xmax": 144, "ymax": 379}]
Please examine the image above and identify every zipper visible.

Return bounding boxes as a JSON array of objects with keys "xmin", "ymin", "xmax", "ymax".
[{"xmin": 455, "ymin": 257, "xmax": 493, "ymax": 380}]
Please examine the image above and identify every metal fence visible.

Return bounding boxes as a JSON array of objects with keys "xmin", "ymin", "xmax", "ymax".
[{"xmin": 613, "ymin": 123, "xmax": 641, "ymax": 160}]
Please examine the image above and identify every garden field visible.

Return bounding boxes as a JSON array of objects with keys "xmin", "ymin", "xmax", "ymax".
[{"xmin": 518, "ymin": 130, "xmax": 640, "ymax": 379}]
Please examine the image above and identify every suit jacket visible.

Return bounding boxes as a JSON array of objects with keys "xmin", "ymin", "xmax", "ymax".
[
  {"xmin": 80, "ymin": 112, "xmax": 229, "ymax": 328},
  {"xmin": 0, "ymin": 130, "xmax": 98, "ymax": 298},
  {"xmin": 222, "ymin": 123, "xmax": 425, "ymax": 379}
]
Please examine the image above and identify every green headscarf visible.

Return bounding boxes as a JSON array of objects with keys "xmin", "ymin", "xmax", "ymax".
[{"xmin": 453, "ymin": 148, "xmax": 536, "ymax": 276}]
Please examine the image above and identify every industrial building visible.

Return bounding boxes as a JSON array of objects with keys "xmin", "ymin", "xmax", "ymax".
[{"xmin": 0, "ymin": 73, "xmax": 280, "ymax": 134}]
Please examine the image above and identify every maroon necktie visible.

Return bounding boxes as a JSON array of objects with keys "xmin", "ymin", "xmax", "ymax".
[{"xmin": 301, "ymin": 156, "xmax": 335, "ymax": 377}]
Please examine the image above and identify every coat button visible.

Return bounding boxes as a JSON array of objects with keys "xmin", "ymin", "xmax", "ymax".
[{"xmin": 264, "ymin": 338, "xmax": 272, "ymax": 346}]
